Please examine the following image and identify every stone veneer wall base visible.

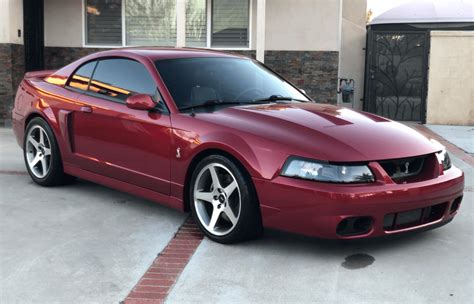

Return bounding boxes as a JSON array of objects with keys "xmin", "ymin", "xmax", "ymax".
[
  {"xmin": 44, "ymin": 47, "xmax": 338, "ymax": 104},
  {"xmin": 0, "ymin": 47, "xmax": 338, "ymax": 126},
  {"xmin": 0, "ymin": 44, "xmax": 24, "ymax": 127}
]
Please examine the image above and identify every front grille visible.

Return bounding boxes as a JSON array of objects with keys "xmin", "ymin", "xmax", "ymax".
[
  {"xmin": 379, "ymin": 154, "xmax": 438, "ymax": 183},
  {"xmin": 383, "ymin": 203, "xmax": 447, "ymax": 231}
]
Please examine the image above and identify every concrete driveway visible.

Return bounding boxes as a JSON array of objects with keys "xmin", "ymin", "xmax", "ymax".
[
  {"xmin": 169, "ymin": 144, "xmax": 473, "ymax": 303},
  {"xmin": 0, "ymin": 126, "xmax": 473, "ymax": 303},
  {"xmin": 0, "ymin": 129, "xmax": 187, "ymax": 303}
]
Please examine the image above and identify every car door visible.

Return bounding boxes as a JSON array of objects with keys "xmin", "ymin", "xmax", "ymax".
[{"xmin": 69, "ymin": 58, "xmax": 172, "ymax": 195}]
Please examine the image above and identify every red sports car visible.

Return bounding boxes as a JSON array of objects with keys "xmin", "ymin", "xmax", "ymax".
[{"xmin": 12, "ymin": 48, "xmax": 464, "ymax": 243}]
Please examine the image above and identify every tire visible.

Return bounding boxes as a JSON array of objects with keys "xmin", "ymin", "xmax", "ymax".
[
  {"xmin": 23, "ymin": 117, "xmax": 76, "ymax": 186},
  {"xmin": 190, "ymin": 155, "xmax": 263, "ymax": 244}
]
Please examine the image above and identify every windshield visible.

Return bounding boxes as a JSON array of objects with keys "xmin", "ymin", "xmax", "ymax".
[{"xmin": 155, "ymin": 57, "xmax": 309, "ymax": 111}]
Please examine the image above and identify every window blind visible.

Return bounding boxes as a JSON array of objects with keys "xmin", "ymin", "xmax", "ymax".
[
  {"xmin": 186, "ymin": 0, "xmax": 207, "ymax": 47},
  {"xmin": 86, "ymin": 0, "xmax": 122, "ymax": 45},
  {"xmin": 126, "ymin": 0, "xmax": 177, "ymax": 46},
  {"xmin": 211, "ymin": 0, "xmax": 249, "ymax": 47}
]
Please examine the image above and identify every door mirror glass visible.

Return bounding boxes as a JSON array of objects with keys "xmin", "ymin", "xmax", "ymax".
[{"xmin": 126, "ymin": 94, "xmax": 156, "ymax": 110}]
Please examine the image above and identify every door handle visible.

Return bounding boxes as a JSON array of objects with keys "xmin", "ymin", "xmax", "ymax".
[{"xmin": 80, "ymin": 106, "xmax": 92, "ymax": 113}]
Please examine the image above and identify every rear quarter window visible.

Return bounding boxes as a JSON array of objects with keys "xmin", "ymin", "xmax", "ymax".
[{"xmin": 68, "ymin": 61, "xmax": 97, "ymax": 91}]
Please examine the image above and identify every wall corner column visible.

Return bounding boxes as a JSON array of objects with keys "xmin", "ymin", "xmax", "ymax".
[
  {"xmin": 176, "ymin": 0, "xmax": 186, "ymax": 47},
  {"xmin": 256, "ymin": 0, "xmax": 266, "ymax": 63}
]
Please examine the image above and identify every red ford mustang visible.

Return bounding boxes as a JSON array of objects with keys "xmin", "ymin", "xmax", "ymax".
[{"xmin": 12, "ymin": 48, "xmax": 464, "ymax": 243}]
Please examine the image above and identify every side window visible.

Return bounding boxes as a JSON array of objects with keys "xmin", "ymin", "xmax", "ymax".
[
  {"xmin": 68, "ymin": 61, "xmax": 97, "ymax": 91},
  {"xmin": 89, "ymin": 58, "xmax": 157, "ymax": 102}
]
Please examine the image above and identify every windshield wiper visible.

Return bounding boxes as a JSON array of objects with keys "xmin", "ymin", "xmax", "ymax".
[
  {"xmin": 251, "ymin": 95, "xmax": 307, "ymax": 103},
  {"xmin": 179, "ymin": 100, "xmax": 256, "ymax": 111},
  {"xmin": 180, "ymin": 95, "xmax": 308, "ymax": 111}
]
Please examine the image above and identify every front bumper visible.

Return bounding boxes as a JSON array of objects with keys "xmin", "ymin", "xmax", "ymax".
[{"xmin": 253, "ymin": 165, "xmax": 464, "ymax": 239}]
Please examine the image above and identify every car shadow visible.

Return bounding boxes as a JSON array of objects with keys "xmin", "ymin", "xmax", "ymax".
[
  {"xmin": 23, "ymin": 177, "xmax": 187, "ymax": 221},
  {"xmin": 235, "ymin": 226, "xmax": 447, "ymax": 261}
]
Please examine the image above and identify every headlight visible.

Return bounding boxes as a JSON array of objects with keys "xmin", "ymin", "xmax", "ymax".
[
  {"xmin": 281, "ymin": 157, "xmax": 375, "ymax": 183},
  {"xmin": 430, "ymin": 139, "xmax": 452, "ymax": 170}
]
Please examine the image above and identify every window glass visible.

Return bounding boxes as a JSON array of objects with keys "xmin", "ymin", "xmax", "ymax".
[
  {"xmin": 212, "ymin": 0, "xmax": 249, "ymax": 48},
  {"xmin": 126, "ymin": 0, "xmax": 176, "ymax": 46},
  {"xmin": 86, "ymin": 0, "xmax": 122, "ymax": 45},
  {"xmin": 84, "ymin": 0, "xmax": 251, "ymax": 49},
  {"xmin": 90, "ymin": 59, "xmax": 157, "ymax": 102},
  {"xmin": 186, "ymin": 0, "xmax": 207, "ymax": 47},
  {"xmin": 68, "ymin": 61, "xmax": 97, "ymax": 91},
  {"xmin": 155, "ymin": 57, "xmax": 308, "ymax": 110}
]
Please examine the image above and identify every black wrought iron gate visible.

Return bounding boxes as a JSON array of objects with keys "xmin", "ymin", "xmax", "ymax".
[{"xmin": 365, "ymin": 31, "xmax": 428, "ymax": 122}]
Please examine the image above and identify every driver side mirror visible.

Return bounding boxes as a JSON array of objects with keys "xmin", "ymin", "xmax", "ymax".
[{"xmin": 126, "ymin": 94, "xmax": 156, "ymax": 111}]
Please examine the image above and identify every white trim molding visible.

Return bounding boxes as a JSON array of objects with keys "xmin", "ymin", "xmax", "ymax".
[
  {"xmin": 256, "ymin": 0, "xmax": 265, "ymax": 62},
  {"xmin": 336, "ymin": 0, "xmax": 343, "ymax": 104},
  {"xmin": 121, "ymin": 0, "xmax": 126, "ymax": 46},
  {"xmin": 176, "ymin": 0, "xmax": 186, "ymax": 47}
]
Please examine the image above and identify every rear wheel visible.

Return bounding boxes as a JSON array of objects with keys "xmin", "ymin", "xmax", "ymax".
[
  {"xmin": 24, "ymin": 117, "xmax": 75, "ymax": 186},
  {"xmin": 190, "ymin": 155, "xmax": 262, "ymax": 244}
]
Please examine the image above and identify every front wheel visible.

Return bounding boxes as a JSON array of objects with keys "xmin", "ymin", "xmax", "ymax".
[{"xmin": 190, "ymin": 155, "xmax": 263, "ymax": 244}]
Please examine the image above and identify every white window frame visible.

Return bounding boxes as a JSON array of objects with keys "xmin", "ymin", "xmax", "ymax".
[{"xmin": 82, "ymin": 0, "xmax": 253, "ymax": 50}]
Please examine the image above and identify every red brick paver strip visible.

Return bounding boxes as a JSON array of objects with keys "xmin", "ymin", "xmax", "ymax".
[
  {"xmin": 123, "ymin": 217, "xmax": 204, "ymax": 304},
  {"xmin": 413, "ymin": 124, "xmax": 474, "ymax": 166}
]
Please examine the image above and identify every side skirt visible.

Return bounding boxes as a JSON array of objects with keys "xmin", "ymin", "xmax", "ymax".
[{"xmin": 64, "ymin": 163, "xmax": 184, "ymax": 211}]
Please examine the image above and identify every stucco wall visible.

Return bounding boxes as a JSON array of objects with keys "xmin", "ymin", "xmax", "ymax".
[
  {"xmin": 0, "ymin": 0, "xmax": 23, "ymax": 44},
  {"xmin": 265, "ymin": 0, "xmax": 340, "ymax": 51},
  {"xmin": 44, "ymin": 0, "xmax": 83, "ymax": 47},
  {"xmin": 338, "ymin": 0, "xmax": 366, "ymax": 109},
  {"xmin": 427, "ymin": 31, "xmax": 474, "ymax": 125}
]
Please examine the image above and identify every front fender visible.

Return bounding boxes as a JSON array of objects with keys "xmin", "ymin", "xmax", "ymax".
[
  {"xmin": 192, "ymin": 131, "xmax": 262, "ymax": 177},
  {"xmin": 170, "ymin": 127, "xmax": 263, "ymax": 187},
  {"xmin": 169, "ymin": 114, "xmax": 290, "ymax": 192}
]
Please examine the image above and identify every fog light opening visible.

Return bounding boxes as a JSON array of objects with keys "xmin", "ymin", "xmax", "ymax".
[
  {"xmin": 450, "ymin": 196, "xmax": 462, "ymax": 214},
  {"xmin": 337, "ymin": 216, "xmax": 373, "ymax": 236},
  {"xmin": 354, "ymin": 217, "xmax": 373, "ymax": 232}
]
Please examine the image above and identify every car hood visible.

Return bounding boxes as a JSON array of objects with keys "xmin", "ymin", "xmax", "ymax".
[{"xmin": 196, "ymin": 103, "xmax": 438, "ymax": 162}]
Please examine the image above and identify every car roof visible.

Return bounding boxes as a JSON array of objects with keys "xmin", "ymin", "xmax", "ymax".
[{"xmin": 97, "ymin": 47, "xmax": 250, "ymax": 61}]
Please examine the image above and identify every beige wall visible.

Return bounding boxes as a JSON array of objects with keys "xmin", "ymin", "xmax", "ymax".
[
  {"xmin": 338, "ymin": 0, "xmax": 366, "ymax": 109},
  {"xmin": 0, "ymin": 0, "xmax": 23, "ymax": 44},
  {"xmin": 265, "ymin": 0, "xmax": 340, "ymax": 51},
  {"xmin": 44, "ymin": 0, "xmax": 83, "ymax": 47},
  {"xmin": 427, "ymin": 31, "xmax": 474, "ymax": 125},
  {"xmin": 0, "ymin": 0, "xmax": 9, "ymax": 44}
]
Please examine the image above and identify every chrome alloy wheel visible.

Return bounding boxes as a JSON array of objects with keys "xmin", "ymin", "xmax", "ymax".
[
  {"xmin": 25, "ymin": 125, "xmax": 52, "ymax": 178},
  {"xmin": 193, "ymin": 163, "xmax": 241, "ymax": 236}
]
